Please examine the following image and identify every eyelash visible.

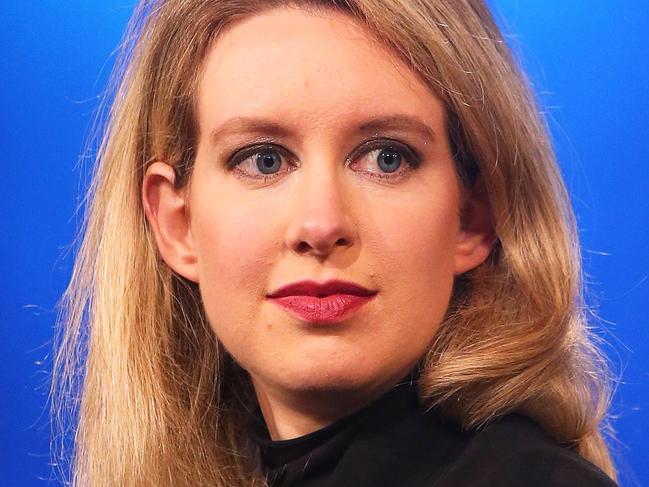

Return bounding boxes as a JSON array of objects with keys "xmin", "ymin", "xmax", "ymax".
[{"xmin": 225, "ymin": 139, "xmax": 422, "ymax": 183}]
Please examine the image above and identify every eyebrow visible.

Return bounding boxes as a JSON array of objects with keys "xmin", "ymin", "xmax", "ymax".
[
  {"xmin": 358, "ymin": 115, "xmax": 436, "ymax": 142},
  {"xmin": 209, "ymin": 114, "xmax": 436, "ymax": 144}
]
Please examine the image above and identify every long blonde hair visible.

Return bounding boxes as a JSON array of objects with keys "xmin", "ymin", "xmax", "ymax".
[{"xmin": 51, "ymin": 0, "xmax": 616, "ymax": 485}]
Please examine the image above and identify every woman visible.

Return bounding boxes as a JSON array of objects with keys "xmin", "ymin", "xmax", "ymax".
[{"xmin": 52, "ymin": 0, "xmax": 618, "ymax": 485}]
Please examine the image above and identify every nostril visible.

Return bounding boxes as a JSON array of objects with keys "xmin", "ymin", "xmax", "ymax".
[
  {"xmin": 296, "ymin": 241, "xmax": 312, "ymax": 253},
  {"xmin": 295, "ymin": 238, "xmax": 348, "ymax": 255}
]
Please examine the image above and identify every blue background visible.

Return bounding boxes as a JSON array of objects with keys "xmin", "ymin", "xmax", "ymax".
[{"xmin": 1, "ymin": 1, "xmax": 647, "ymax": 485}]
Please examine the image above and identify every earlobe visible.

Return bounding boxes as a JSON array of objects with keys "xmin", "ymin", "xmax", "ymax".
[
  {"xmin": 453, "ymin": 176, "xmax": 497, "ymax": 275},
  {"xmin": 142, "ymin": 162, "xmax": 199, "ymax": 282}
]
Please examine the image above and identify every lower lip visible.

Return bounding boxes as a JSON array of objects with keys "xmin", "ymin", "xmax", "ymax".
[{"xmin": 268, "ymin": 294, "xmax": 375, "ymax": 324}]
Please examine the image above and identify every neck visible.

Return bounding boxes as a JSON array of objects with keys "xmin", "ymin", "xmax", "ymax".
[{"xmin": 252, "ymin": 378, "xmax": 398, "ymax": 441}]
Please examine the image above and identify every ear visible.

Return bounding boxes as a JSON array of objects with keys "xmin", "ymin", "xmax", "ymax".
[
  {"xmin": 142, "ymin": 162, "xmax": 199, "ymax": 282},
  {"xmin": 454, "ymin": 175, "xmax": 497, "ymax": 275}
]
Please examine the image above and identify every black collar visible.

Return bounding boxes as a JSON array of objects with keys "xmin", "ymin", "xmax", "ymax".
[{"xmin": 248, "ymin": 376, "xmax": 449, "ymax": 486}]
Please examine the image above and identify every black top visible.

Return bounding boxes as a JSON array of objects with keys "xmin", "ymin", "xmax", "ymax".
[{"xmin": 249, "ymin": 378, "xmax": 616, "ymax": 487}]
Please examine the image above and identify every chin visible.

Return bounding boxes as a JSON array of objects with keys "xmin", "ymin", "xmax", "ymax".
[{"xmin": 272, "ymin": 355, "xmax": 388, "ymax": 396}]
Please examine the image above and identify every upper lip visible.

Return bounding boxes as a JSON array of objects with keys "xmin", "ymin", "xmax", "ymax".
[{"xmin": 267, "ymin": 279, "xmax": 377, "ymax": 298}]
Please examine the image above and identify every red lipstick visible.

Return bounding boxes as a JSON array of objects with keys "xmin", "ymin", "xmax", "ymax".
[{"xmin": 267, "ymin": 279, "xmax": 377, "ymax": 324}]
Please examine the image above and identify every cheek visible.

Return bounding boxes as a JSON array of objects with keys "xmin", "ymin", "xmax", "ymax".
[
  {"xmin": 363, "ymin": 186, "xmax": 460, "ymax": 336},
  {"xmin": 366, "ymin": 187, "xmax": 459, "ymax": 283},
  {"xmin": 189, "ymin": 196, "xmax": 279, "ymax": 344},
  {"xmin": 195, "ymin": 214, "xmax": 266, "ymax": 286}
]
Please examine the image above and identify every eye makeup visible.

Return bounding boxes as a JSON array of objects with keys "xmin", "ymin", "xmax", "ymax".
[{"xmin": 222, "ymin": 136, "xmax": 423, "ymax": 184}]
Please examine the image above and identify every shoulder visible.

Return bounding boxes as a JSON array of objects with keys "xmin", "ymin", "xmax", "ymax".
[{"xmin": 435, "ymin": 413, "xmax": 617, "ymax": 487}]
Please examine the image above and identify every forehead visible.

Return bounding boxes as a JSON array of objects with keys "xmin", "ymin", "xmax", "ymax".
[{"xmin": 197, "ymin": 6, "xmax": 445, "ymax": 135}]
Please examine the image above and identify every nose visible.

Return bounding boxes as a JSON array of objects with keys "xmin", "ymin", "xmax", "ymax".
[{"xmin": 284, "ymin": 162, "xmax": 357, "ymax": 258}]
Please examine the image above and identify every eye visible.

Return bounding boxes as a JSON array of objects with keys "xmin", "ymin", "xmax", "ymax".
[
  {"xmin": 349, "ymin": 140, "xmax": 421, "ymax": 180},
  {"xmin": 252, "ymin": 149, "xmax": 283, "ymax": 174},
  {"xmin": 227, "ymin": 144, "xmax": 294, "ymax": 181},
  {"xmin": 370, "ymin": 147, "xmax": 403, "ymax": 173}
]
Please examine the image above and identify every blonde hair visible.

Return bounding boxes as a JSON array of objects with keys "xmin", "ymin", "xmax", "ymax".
[{"xmin": 51, "ymin": 0, "xmax": 616, "ymax": 485}]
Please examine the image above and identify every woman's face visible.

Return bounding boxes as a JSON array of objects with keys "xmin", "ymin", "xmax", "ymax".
[{"xmin": 148, "ymin": 7, "xmax": 491, "ymax": 407}]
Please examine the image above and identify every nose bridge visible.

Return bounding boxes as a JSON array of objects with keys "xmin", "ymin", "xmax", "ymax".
[
  {"xmin": 303, "ymin": 158, "xmax": 346, "ymax": 214},
  {"xmin": 285, "ymin": 154, "xmax": 355, "ymax": 256}
]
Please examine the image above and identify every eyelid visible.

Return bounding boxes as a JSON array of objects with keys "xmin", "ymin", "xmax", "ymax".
[
  {"xmin": 347, "ymin": 137, "xmax": 421, "ymax": 167},
  {"xmin": 226, "ymin": 142, "xmax": 294, "ymax": 169},
  {"xmin": 346, "ymin": 138, "xmax": 422, "ymax": 173}
]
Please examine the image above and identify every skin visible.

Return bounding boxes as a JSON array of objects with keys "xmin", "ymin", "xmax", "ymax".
[{"xmin": 143, "ymin": 7, "xmax": 493, "ymax": 440}]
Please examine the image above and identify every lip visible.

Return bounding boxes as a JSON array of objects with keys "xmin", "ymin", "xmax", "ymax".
[{"xmin": 267, "ymin": 279, "xmax": 377, "ymax": 324}]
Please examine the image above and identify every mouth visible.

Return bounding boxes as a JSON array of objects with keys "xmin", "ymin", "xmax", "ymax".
[{"xmin": 266, "ymin": 279, "xmax": 378, "ymax": 324}]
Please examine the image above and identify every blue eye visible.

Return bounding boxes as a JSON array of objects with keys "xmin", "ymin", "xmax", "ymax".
[
  {"xmin": 351, "ymin": 141, "xmax": 420, "ymax": 180},
  {"xmin": 375, "ymin": 147, "xmax": 403, "ymax": 173},
  {"xmin": 228, "ymin": 144, "xmax": 292, "ymax": 181},
  {"xmin": 227, "ymin": 139, "xmax": 420, "ymax": 183},
  {"xmin": 255, "ymin": 150, "xmax": 283, "ymax": 174}
]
